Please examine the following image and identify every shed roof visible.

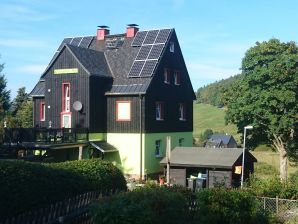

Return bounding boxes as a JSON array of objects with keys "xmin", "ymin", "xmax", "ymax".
[
  {"xmin": 160, "ymin": 147, "xmax": 257, "ymax": 169},
  {"xmin": 30, "ymin": 80, "xmax": 45, "ymax": 97}
]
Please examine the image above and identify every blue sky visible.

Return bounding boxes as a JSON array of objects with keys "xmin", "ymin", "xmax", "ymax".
[{"xmin": 1, "ymin": 0, "xmax": 298, "ymax": 98}]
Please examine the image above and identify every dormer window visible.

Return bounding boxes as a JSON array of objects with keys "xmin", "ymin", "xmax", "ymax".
[
  {"xmin": 170, "ymin": 42, "xmax": 175, "ymax": 53},
  {"xmin": 174, "ymin": 71, "xmax": 181, "ymax": 85},
  {"xmin": 156, "ymin": 102, "xmax": 164, "ymax": 120},
  {"xmin": 62, "ymin": 83, "xmax": 70, "ymax": 112},
  {"xmin": 164, "ymin": 69, "xmax": 170, "ymax": 84},
  {"xmin": 179, "ymin": 103, "xmax": 186, "ymax": 121}
]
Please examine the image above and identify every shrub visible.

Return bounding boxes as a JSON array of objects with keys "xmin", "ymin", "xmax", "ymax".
[
  {"xmin": 193, "ymin": 188, "xmax": 271, "ymax": 224},
  {"xmin": 48, "ymin": 159, "xmax": 127, "ymax": 192},
  {"xmin": 91, "ymin": 186, "xmax": 190, "ymax": 224},
  {"xmin": 0, "ymin": 159, "xmax": 126, "ymax": 220}
]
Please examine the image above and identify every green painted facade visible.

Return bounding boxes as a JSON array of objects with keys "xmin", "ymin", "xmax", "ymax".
[{"xmin": 101, "ymin": 132, "xmax": 193, "ymax": 177}]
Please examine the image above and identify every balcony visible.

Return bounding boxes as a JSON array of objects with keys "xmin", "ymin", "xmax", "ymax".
[{"xmin": 2, "ymin": 128, "xmax": 89, "ymax": 148}]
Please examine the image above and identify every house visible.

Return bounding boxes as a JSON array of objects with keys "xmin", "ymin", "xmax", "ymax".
[
  {"xmin": 205, "ymin": 134, "xmax": 237, "ymax": 148},
  {"xmin": 22, "ymin": 25, "xmax": 195, "ymax": 178},
  {"xmin": 160, "ymin": 147, "xmax": 257, "ymax": 188}
]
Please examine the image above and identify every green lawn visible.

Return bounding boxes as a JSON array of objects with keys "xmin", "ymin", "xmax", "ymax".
[{"xmin": 193, "ymin": 103, "xmax": 240, "ymax": 143}]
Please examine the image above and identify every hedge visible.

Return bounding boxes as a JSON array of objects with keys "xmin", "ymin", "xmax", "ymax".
[
  {"xmin": 91, "ymin": 186, "xmax": 191, "ymax": 224},
  {"xmin": 0, "ymin": 159, "xmax": 126, "ymax": 220}
]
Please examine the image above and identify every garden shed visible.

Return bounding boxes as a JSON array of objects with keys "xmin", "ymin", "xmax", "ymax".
[{"xmin": 160, "ymin": 147, "xmax": 257, "ymax": 188}]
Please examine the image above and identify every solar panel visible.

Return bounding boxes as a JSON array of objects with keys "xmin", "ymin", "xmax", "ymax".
[
  {"xmin": 140, "ymin": 60, "xmax": 158, "ymax": 77},
  {"xmin": 136, "ymin": 45, "xmax": 152, "ymax": 60},
  {"xmin": 155, "ymin": 29, "xmax": 171, "ymax": 44},
  {"xmin": 128, "ymin": 61, "xmax": 145, "ymax": 77},
  {"xmin": 79, "ymin": 36, "xmax": 93, "ymax": 48},
  {"xmin": 131, "ymin": 31, "xmax": 147, "ymax": 46},
  {"xmin": 70, "ymin": 37, "xmax": 83, "ymax": 46},
  {"xmin": 147, "ymin": 44, "xmax": 164, "ymax": 60},
  {"xmin": 57, "ymin": 38, "xmax": 73, "ymax": 51},
  {"xmin": 143, "ymin": 30, "xmax": 159, "ymax": 45}
]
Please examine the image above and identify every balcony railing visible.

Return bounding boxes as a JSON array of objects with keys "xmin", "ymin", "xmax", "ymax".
[{"xmin": 2, "ymin": 128, "xmax": 89, "ymax": 145}]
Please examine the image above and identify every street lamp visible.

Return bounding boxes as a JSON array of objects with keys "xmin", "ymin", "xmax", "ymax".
[{"xmin": 241, "ymin": 125, "xmax": 253, "ymax": 188}]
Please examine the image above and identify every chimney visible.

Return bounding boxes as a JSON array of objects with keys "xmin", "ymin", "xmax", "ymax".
[
  {"xmin": 126, "ymin": 24, "xmax": 139, "ymax": 38},
  {"xmin": 97, "ymin": 25, "xmax": 110, "ymax": 40}
]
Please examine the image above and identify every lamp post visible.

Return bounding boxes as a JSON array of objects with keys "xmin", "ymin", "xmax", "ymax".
[{"xmin": 241, "ymin": 125, "xmax": 253, "ymax": 188}]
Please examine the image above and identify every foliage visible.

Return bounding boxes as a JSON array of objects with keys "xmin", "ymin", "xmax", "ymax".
[
  {"xmin": 48, "ymin": 159, "xmax": 127, "ymax": 192},
  {"xmin": 91, "ymin": 186, "xmax": 190, "ymax": 224},
  {"xmin": 223, "ymin": 39, "xmax": 298, "ymax": 179},
  {"xmin": 198, "ymin": 128, "xmax": 214, "ymax": 144},
  {"xmin": 0, "ymin": 63, "xmax": 10, "ymax": 119},
  {"xmin": 0, "ymin": 159, "xmax": 126, "ymax": 220},
  {"xmin": 247, "ymin": 175, "xmax": 298, "ymax": 199},
  {"xmin": 196, "ymin": 74, "xmax": 243, "ymax": 107},
  {"xmin": 10, "ymin": 87, "xmax": 28, "ymax": 116},
  {"xmin": 194, "ymin": 188, "xmax": 272, "ymax": 224}
]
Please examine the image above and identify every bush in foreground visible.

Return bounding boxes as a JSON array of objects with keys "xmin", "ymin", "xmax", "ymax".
[
  {"xmin": 0, "ymin": 159, "xmax": 126, "ymax": 220},
  {"xmin": 91, "ymin": 186, "xmax": 190, "ymax": 224}
]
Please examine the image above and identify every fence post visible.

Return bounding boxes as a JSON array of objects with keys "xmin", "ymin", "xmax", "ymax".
[
  {"xmin": 263, "ymin": 197, "xmax": 266, "ymax": 210},
  {"xmin": 276, "ymin": 196, "xmax": 279, "ymax": 214}
]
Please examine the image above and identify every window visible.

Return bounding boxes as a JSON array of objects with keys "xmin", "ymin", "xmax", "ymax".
[
  {"xmin": 155, "ymin": 140, "xmax": 162, "ymax": 157},
  {"xmin": 62, "ymin": 83, "xmax": 70, "ymax": 112},
  {"xmin": 174, "ymin": 71, "xmax": 181, "ymax": 85},
  {"xmin": 164, "ymin": 69, "xmax": 170, "ymax": 84},
  {"xmin": 156, "ymin": 102, "xmax": 164, "ymax": 120},
  {"xmin": 40, "ymin": 102, "xmax": 45, "ymax": 121},
  {"xmin": 179, "ymin": 103, "xmax": 186, "ymax": 121},
  {"xmin": 170, "ymin": 42, "xmax": 175, "ymax": 53},
  {"xmin": 179, "ymin": 138, "xmax": 184, "ymax": 146},
  {"xmin": 116, "ymin": 101, "xmax": 131, "ymax": 121}
]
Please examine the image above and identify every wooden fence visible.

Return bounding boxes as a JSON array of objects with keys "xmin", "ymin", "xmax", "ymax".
[{"xmin": 1, "ymin": 191, "xmax": 115, "ymax": 224}]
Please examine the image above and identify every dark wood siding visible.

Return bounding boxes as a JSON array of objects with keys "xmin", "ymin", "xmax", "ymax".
[
  {"xmin": 145, "ymin": 32, "xmax": 194, "ymax": 133},
  {"xmin": 89, "ymin": 76, "xmax": 111, "ymax": 132},
  {"xmin": 107, "ymin": 95, "xmax": 145, "ymax": 133},
  {"xmin": 208, "ymin": 170, "xmax": 232, "ymax": 188},
  {"xmin": 170, "ymin": 168, "xmax": 186, "ymax": 187},
  {"xmin": 33, "ymin": 97, "xmax": 46, "ymax": 128},
  {"xmin": 43, "ymin": 48, "xmax": 90, "ymax": 129}
]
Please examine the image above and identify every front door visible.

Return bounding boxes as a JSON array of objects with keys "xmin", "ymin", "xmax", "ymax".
[{"xmin": 62, "ymin": 114, "xmax": 71, "ymax": 128}]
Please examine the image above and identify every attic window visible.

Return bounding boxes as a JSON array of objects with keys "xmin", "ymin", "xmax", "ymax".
[
  {"xmin": 62, "ymin": 83, "xmax": 70, "ymax": 112},
  {"xmin": 164, "ymin": 69, "xmax": 170, "ymax": 84},
  {"xmin": 179, "ymin": 103, "xmax": 186, "ymax": 121},
  {"xmin": 170, "ymin": 42, "xmax": 175, "ymax": 53},
  {"xmin": 40, "ymin": 102, "xmax": 45, "ymax": 121},
  {"xmin": 174, "ymin": 71, "xmax": 181, "ymax": 85}
]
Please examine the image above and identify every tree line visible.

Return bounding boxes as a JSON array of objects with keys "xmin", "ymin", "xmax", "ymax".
[{"xmin": 0, "ymin": 60, "xmax": 32, "ymax": 133}]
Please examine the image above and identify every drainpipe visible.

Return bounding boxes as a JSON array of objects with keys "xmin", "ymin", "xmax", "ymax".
[{"xmin": 139, "ymin": 94, "xmax": 143, "ymax": 181}]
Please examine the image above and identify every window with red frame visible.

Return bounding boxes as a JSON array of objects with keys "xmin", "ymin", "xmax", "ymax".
[
  {"xmin": 62, "ymin": 83, "xmax": 70, "ymax": 112},
  {"xmin": 164, "ymin": 69, "xmax": 170, "ymax": 84},
  {"xmin": 40, "ymin": 102, "xmax": 45, "ymax": 121},
  {"xmin": 174, "ymin": 71, "xmax": 181, "ymax": 85},
  {"xmin": 156, "ymin": 102, "xmax": 164, "ymax": 120},
  {"xmin": 179, "ymin": 103, "xmax": 186, "ymax": 121}
]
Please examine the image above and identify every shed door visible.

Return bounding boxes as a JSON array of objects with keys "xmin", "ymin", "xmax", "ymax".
[
  {"xmin": 170, "ymin": 168, "xmax": 186, "ymax": 187},
  {"xmin": 208, "ymin": 170, "xmax": 232, "ymax": 188}
]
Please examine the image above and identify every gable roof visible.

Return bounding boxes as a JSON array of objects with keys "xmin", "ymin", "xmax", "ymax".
[
  {"xmin": 208, "ymin": 134, "xmax": 234, "ymax": 145},
  {"xmin": 160, "ymin": 147, "xmax": 257, "ymax": 169},
  {"xmin": 33, "ymin": 28, "xmax": 195, "ymax": 96}
]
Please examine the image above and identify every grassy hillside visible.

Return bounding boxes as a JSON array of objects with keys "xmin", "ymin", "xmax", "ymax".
[
  {"xmin": 193, "ymin": 103, "xmax": 240, "ymax": 143},
  {"xmin": 193, "ymin": 103, "xmax": 298, "ymax": 177}
]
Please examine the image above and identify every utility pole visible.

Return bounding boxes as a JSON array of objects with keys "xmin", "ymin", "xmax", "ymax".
[{"xmin": 166, "ymin": 136, "xmax": 171, "ymax": 186}]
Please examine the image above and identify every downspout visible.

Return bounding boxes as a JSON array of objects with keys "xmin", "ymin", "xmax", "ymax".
[{"xmin": 139, "ymin": 94, "xmax": 143, "ymax": 181}]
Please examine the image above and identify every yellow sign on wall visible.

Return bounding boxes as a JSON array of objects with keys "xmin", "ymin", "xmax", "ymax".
[{"xmin": 54, "ymin": 68, "xmax": 79, "ymax": 74}]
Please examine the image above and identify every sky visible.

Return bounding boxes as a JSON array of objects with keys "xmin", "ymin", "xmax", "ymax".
[{"xmin": 1, "ymin": 0, "xmax": 298, "ymax": 99}]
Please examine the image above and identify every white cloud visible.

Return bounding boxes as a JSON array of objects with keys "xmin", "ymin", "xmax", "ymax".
[
  {"xmin": 0, "ymin": 3, "xmax": 57, "ymax": 22},
  {"xmin": 16, "ymin": 64, "xmax": 47, "ymax": 75}
]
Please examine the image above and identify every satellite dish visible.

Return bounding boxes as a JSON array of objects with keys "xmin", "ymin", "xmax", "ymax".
[{"xmin": 73, "ymin": 101, "xmax": 83, "ymax": 112}]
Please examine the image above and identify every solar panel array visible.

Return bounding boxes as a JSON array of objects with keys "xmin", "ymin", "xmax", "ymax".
[
  {"xmin": 129, "ymin": 29, "xmax": 172, "ymax": 77},
  {"xmin": 57, "ymin": 36, "xmax": 94, "ymax": 51}
]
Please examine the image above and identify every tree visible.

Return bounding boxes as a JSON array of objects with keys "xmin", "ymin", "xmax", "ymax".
[
  {"xmin": 10, "ymin": 87, "xmax": 28, "ymax": 116},
  {"xmin": 0, "ymin": 61, "xmax": 10, "ymax": 121},
  {"xmin": 224, "ymin": 39, "xmax": 298, "ymax": 181}
]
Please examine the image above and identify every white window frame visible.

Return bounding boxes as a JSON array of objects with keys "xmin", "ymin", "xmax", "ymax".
[
  {"xmin": 174, "ymin": 71, "xmax": 181, "ymax": 85},
  {"xmin": 164, "ymin": 69, "xmax": 170, "ymax": 84},
  {"xmin": 179, "ymin": 103, "xmax": 186, "ymax": 121},
  {"xmin": 116, "ymin": 101, "xmax": 131, "ymax": 121},
  {"xmin": 170, "ymin": 42, "xmax": 175, "ymax": 53},
  {"xmin": 155, "ymin": 140, "xmax": 162, "ymax": 157},
  {"xmin": 156, "ymin": 102, "xmax": 164, "ymax": 121}
]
